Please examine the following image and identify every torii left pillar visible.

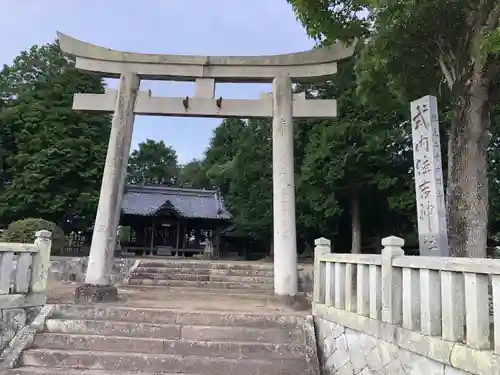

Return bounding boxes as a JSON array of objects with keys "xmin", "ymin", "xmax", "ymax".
[
  {"xmin": 75, "ymin": 73, "xmax": 140, "ymax": 303},
  {"xmin": 272, "ymin": 76, "xmax": 299, "ymax": 299}
]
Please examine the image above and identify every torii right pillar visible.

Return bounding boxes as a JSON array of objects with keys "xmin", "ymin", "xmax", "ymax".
[{"xmin": 272, "ymin": 75, "xmax": 298, "ymax": 298}]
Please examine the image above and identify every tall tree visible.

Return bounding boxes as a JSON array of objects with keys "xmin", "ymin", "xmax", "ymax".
[
  {"xmin": 127, "ymin": 139, "xmax": 179, "ymax": 185},
  {"xmin": 203, "ymin": 118, "xmax": 246, "ymax": 196},
  {"xmin": 298, "ymin": 59, "xmax": 413, "ymax": 253},
  {"xmin": 0, "ymin": 42, "xmax": 110, "ymax": 229},
  {"xmin": 177, "ymin": 159, "xmax": 211, "ymax": 189},
  {"xmin": 0, "ymin": 98, "xmax": 9, "ymax": 192},
  {"xmin": 288, "ymin": 0, "xmax": 500, "ymax": 257},
  {"xmin": 226, "ymin": 119, "xmax": 273, "ymax": 244}
]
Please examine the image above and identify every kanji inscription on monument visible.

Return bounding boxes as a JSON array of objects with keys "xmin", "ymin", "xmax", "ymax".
[{"xmin": 410, "ymin": 95, "xmax": 449, "ymax": 256}]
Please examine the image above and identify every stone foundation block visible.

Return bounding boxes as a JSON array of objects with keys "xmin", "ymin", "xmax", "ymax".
[{"xmin": 74, "ymin": 284, "xmax": 118, "ymax": 304}]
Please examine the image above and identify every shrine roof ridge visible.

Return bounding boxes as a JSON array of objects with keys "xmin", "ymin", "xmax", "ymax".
[
  {"xmin": 125, "ymin": 184, "xmax": 220, "ymax": 196},
  {"xmin": 57, "ymin": 32, "xmax": 355, "ymax": 83},
  {"xmin": 122, "ymin": 184, "xmax": 231, "ymax": 220}
]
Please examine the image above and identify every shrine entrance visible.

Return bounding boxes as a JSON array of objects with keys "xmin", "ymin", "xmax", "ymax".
[{"xmin": 57, "ymin": 32, "xmax": 353, "ymax": 299}]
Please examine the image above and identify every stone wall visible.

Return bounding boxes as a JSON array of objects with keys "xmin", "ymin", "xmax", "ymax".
[
  {"xmin": 0, "ymin": 307, "xmax": 41, "ymax": 354},
  {"xmin": 316, "ymin": 317, "xmax": 471, "ymax": 375},
  {"xmin": 312, "ymin": 236, "xmax": 500, "ymax": 375}
]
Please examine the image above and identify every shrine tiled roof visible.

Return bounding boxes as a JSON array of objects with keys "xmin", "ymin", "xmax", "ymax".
[{"xmin": 122, "ymin": 185, "xmax": 231, "ymax": 220}]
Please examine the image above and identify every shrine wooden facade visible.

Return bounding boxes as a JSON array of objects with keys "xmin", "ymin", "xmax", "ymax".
[{"xmin": 119, "ymin": 185, "xmax": 231, "ymax": 256}]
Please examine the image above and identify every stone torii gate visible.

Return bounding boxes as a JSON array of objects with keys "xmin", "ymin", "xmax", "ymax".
[{"xmin": 57, "ymin": 32, "xmax": 353, "ymax": 303}]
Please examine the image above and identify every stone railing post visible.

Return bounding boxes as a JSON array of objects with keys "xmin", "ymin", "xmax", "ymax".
[
  {"xmin": 313, "ymin": 237, "xmax": 330, "ymax": 305},
  {"xmin": 31, "ymin": 230, "xmax": 52, "ymax": 293},
  {"xmin": 381, "ymin": 235, "xmax": 404, "ymax": 324}
]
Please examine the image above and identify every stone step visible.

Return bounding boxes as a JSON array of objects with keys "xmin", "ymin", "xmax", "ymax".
[
  {"xmin": 131, "ymin": 272, "xmax": 273, "ymax": 284},
  {"xmin": 33, "ymin": 333, "xmax": 304, "ymax": 359},
  {"xmin": 2, "ymin": 368, "xmax": 197, "ymax": 375},
  {"xmin": 210, "ymin": 275, "xmax": 273, "ymax": 283},
  {"xmin": 135, "ymin": 266, "xmax": 211, "ymax": 275},
  {"xmin": 45, "ymin": 318, "xmax": 179, "ymax": 339},
  {"xmin": 21, "ymin": 349, "xmax": 309, "ymax": 374},
  {"xmin": 131, "ymin": 272, "xmax": 211, "ymax": 281},
  {"xmin": 211, "ymin": 268, "xmax": 274, "ymax": 277},
  {"xmin": 136, "ymin": 266, "xmax": 274, "ymax": 277},
  {"xmin": 138, "ymin": 260, "xmax": 274, "ymax": 271},
  {"xmin": 203, "ymin": 263, "xmax": 275, "ymax": 271},
  {"xmin": 128, "ymin": 278, "xmax": 274, "ymax": 290},
  {"xmin": 51, "ymin": 305, "xmax": 303, "ymax": 329},
  {"xmin": 119, "ymin": 284, "xmax": 273, "ymax": 296},
  {"xmin": 126, "ymin": 284, "xmax": 274, "ymax": 296},
  {"xmin": 44, "ymin": 319, "xmax": 303, "ymax": 343},
  {"xmin": 139, "ymin": 261, "xmax": 210, "ymax": 269}
]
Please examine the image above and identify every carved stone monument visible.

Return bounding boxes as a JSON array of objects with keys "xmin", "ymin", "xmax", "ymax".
[
  {"xmin": 410, "ymin": 95, "xmax": 449, "ymax": 256},
  {"xmin": 57, "ymin": 32, "xmax": 354, "ymax": 301}
]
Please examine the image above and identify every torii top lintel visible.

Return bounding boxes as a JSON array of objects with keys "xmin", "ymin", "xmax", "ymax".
[{"xmin": 57, "ymin": 32, "xmax": 354, "ymax": 83}]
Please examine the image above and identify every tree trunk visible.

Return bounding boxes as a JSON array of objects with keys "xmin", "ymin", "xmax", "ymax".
[
  {"xmin": 351, "ymin": 191, "xmax": 361, "ymax": 254},
  {"xmin": 446, "ymin": 71, "xmax": 490, "ymax": 258}
]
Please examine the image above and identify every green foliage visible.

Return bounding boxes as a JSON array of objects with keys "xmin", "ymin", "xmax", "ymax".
[
  {"xmin": 297, "ymin": 58, "xmax": 415, "ymax": 247},
  {"xmin": 1, "ymin": 218, "xmax": 64, "ymax": 254},
  {"xmin": 203, "ymin": 118, "xmax": 245, "ymax": 195},
  {"xmin": 3, "ymin": 16, "xmax": 498, "ymax": 257},
  {"xmin": 483, "ymin": 27, "xmax": 500, "ymax": 56},
  {"xmin": 0, "ymin": 42, "xmax": 110, "ymax": 230},
  {"xmin": 197, "ymin": 59, "xmax": 417, "ymax": 252},
  {"xmin": 198, "ymin": 118, "xmax": 274, "ymax": 244},
  {"xmin": 287, "ymin": 0, "xmax": 500, "ymax": 256},
  {"xmin": 118, "ymin": 225, "xmax": 131, "ymax": 243},
  {"xmin": 226, "ymin": 119, "xmax": 273, "ymax": 242},
  {"xmin": 177, "ymin": 159, "xmax": 211, "ymax": 189},
  {"xmin": 287, "ymin": 0, "xmax": 372, "ymax": 41},
  {"xmin": 488, "ymin": 105, "xmax": 500, "ymax": 234},
  {"xmin": 127, "ymin": 139, "xmax": 179, "ymax": 185}
]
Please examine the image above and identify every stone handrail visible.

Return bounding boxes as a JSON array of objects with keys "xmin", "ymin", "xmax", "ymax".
[
  {"xmin": 313, "ymin": 235, "xmax": 500, "ymax": 375},
  {"xmin": 0, "ymin": 230, "xmax": 52, "ymax": 309}
]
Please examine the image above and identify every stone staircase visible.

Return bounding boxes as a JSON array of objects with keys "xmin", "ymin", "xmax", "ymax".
[
  {"xmin": 5, "ymin": 304, "xmax": 316, "ymax": 374},
  {"xmin": 128, "ymin": 259, "xmax": 275, "ymax": 294}
]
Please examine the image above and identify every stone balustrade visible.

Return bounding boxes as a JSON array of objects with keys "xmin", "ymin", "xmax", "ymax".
[
  {"xmin": 0, "ymin": 230, "xmax": 52, "ymax": 358},
  {"xmin": 313, "ymin": 235, "xmax": 500, "ymax": 375},
  {"xmin": 0, "ymin": 230, "xmax": 53, "ymax": 309}
]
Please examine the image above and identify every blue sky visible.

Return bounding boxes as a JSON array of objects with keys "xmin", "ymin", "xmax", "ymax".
[{"xmin": 2, "ymin": 0, "xmax": 314, "ymax": 163}]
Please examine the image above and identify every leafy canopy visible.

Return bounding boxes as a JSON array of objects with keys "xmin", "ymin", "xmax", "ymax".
[
  {"xmin": 0, "ymin": 42, "xmax": 110, "ymax": 230},
  {"xmin": 127, "ymin": 139, "xmax": 179, "ymax": 185}
]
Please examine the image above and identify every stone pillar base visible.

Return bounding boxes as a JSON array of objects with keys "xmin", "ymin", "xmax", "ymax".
[
  {"xmin": 271, "ymin": 293, "xmax": 311, "ymax": 311},
  {"xmin": 74, "ymin": 284, "xmax": 118, "ymax": 304}
]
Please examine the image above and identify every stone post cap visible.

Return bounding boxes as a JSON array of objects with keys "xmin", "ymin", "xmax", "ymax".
[
  {"xmin": 315, "ymin": 237, "xmax": 331, "ymax": 246},
  {"xmin": 35, "ymin": 230, "xmax": 52, "ymax": 239},
  {"xmin": 381, "ymin": 235, "xmax": 404, "ymax": 248}
]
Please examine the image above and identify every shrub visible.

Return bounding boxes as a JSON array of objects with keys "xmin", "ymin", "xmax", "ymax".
[
  {"xmin": 1, "ymin": 218, "xmax": 65, "ymax": 254},
  {"xmin": 118, "ymin": 226, "xmax": 132, "ymax": 243}
]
